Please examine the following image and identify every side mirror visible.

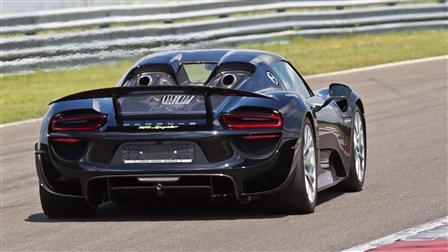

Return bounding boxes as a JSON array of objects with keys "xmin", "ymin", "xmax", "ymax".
[
  {"xmin": 329, "ymin": 83, "xmax": 352, "ymax": 100},
  {"xmin": 312, "ymin": 83, "xmax": 352, "ymax": 113}
]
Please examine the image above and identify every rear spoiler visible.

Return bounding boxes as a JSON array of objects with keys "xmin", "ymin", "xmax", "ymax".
[{"xmin": 50, "ymin": 86, "xmax": 274, "ymax": 104}]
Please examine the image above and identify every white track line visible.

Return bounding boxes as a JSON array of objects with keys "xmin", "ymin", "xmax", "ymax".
[
  {"xmin": 0, "ymin": 55, "xmax": 446, "ymax": 128},
  {"xmin": 0, "ymin": 117, "xmax": 42, "ymax": 128},
  {"xmin": 307, "ymin": 55, "xmax": 448, "ymax": 79},
  {"xmin": 343, "ymin": 215, "xmax": 448, "ymax": 252}
]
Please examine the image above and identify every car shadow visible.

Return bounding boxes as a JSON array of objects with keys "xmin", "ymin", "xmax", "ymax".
[
  {"xmin": 316, "ymin": 190, "xmax": 345, "ymax": 206},
  {"xmin": 26, "ymin": 190, "xmax": 345, "ymax": 223}
]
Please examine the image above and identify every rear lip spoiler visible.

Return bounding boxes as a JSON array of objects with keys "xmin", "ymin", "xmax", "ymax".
[{"xmin": 50, "ymin": 86, "xmax": 275, "ymax": 104}]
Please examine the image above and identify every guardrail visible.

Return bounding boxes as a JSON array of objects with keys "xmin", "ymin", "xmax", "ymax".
[
  {"xmin": 1, "ymin": 0, "xmax": 447, "ymax": 74},
  {"xmin": 0, "ymin": 0, "xmax": 414, "ymax": 35},
  {"xmin": 0, "ymin": 1, "xmax": 249, "ymax": 27}
]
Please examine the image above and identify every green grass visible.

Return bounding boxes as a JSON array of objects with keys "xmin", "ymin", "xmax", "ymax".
[
  {"xmin": 243, "ymin": 30, "xmax": 448, "ymax": 75},
  {"xmin": 0, "ymin": 61, "xmax": 134, "ymax": 123},
  {"xmin": 1, "ymin": 30, "xmax": 447, "ymax": 123}
]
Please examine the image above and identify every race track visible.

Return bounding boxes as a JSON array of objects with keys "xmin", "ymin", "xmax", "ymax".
[{"xmin": 1, "ymin": 57, "xmax": 447, "ymax": 251}]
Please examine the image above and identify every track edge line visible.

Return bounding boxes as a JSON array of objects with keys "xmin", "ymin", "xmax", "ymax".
[
  {"xmin": 306, "ymin": 55, "xmax": 448, "ymax": 79},
  {"xmin": 343, "ymin": 215, "xmax": 448, "ymax": 252}
]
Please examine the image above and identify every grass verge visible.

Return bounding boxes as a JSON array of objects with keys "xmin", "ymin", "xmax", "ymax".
[{"xmin": 1, "ymin": 30, "xmax": 447, "ymax": 123}]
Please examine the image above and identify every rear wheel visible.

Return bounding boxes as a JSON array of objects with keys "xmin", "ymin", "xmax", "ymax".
[
  {"xmin": 268, "ymin": 117, "xmax": 317, "ymax": 214},
  {"xmin": 40, "ymin": 185, "xmax": 97, "ymax": 218},
  {"xmin": 340, "ymin": 107, "xmax": 366, "ymax": 191}
]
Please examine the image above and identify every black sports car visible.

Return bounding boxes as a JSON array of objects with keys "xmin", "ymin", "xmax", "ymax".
[{"xmin": 35, "ymin": 49, "xmax": 366, "ymax": 217}]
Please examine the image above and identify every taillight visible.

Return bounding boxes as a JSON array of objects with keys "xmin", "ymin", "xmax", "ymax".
[
  {"xmin": 50, "ymin": 113, "xmax": 107, "ymax": 132},
  {"xmin": 220, "ymin": 111, "xmax": 283, "ymax": 129}
]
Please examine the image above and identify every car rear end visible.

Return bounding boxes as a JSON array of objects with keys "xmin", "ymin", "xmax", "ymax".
[{"xmin": 35, "ymin": 86, "xmax": 297, "ymax": 206}]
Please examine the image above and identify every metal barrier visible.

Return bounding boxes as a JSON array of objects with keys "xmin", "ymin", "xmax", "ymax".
[
  {"xmin": 1, "ymin": 0, "xmax": 446, "ymax": 74},
  {"xmin": 1, "ymin": 0, "xmax": 417, "ymax": 35}
]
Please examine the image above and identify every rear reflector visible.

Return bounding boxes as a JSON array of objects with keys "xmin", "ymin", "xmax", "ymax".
[
  {"xmin": 220, "ymin": 111, "xmax": 283, "ymax": 129},
  {"xmin": 51, "ymin": 113, "xmax": 107, "ymax": 132},
  {"xmin": 50, "ymin": 137, "xmax": 81, "ymax": 143},
  {"xmin": 242, "ymin": 134, "xmax": 281, "ymax": 140}
]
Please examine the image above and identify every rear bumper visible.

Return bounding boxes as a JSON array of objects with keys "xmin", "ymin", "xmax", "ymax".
[{"xmin": 35, "ymin": 133, "xmax": 298, "ymax": 205}]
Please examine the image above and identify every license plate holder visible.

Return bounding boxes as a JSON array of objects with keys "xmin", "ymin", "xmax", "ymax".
[{"xmin": 122, "ymin": 143, "xmax": 194, "ymax": 164}]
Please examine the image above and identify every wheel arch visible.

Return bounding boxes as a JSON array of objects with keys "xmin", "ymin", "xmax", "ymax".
[
  {"xmin": 304, "ymin": 110, "xmax": 320, "ymax": 183},
  {"xmin": 355, "ymin": 98, "xmax": 365, "ymax": 115}
]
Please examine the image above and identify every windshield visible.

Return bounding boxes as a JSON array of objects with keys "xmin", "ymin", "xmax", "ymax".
[{"xmin": 182, "ymin": 63, "xmax": 216, "ymax": 84}]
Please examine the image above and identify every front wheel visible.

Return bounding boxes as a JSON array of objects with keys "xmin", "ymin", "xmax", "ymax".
[
  {"xmin": 340, "ymin": 106, "xmax": 366, "ymax": 191},
  {"xmin": 267, "ymin": 117, "xmax": 317, "ymax": 214}
]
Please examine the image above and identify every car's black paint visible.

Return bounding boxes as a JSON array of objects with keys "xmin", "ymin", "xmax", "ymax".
[{"xmin": 35, "ymin": 49, "xmax": 364, "ymax": 207}]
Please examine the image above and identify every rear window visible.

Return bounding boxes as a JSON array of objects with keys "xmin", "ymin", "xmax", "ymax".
[{"xmin": 182, "ymin": 63, "xmax": 216, "ymax": 84}]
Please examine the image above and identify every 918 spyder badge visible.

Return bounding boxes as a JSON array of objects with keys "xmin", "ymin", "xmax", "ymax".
[
  {"xmin": 162, "ymin": 95, "xmax": 195, "ymax": 105},
  {"xmin": 138, "ymin": 125, "xmax": 179, "ymax": 130}
]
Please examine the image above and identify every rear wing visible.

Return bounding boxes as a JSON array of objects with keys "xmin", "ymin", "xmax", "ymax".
[
  {"xmin": 50, "ymin": 86, "xmax": 275, "ymax": 129},
  {"xmin": 50, "ymin": 86, "xmax": 273, "ymax": 104}
]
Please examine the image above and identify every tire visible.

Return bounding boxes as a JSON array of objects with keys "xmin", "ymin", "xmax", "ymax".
[
  {"xmin": 39, "ymin": 185, "xmax": 97, "ymax": 218},
  {"xmin": 340, "ymin": 106, "xmax": 366, "ymax": 192},
  {"xmin": 267, "ymin": 117, "xmax": 318, "ymax": 214}
]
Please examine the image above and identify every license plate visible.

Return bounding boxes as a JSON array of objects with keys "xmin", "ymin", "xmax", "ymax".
[{"xmin": 122, "ymin": 143, "xmax": 194, "ymax": 164}]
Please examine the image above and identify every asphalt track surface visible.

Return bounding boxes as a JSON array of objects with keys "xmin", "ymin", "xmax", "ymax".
[{"xmin": 1, "ymin": 57, "xmax": 447, "ymax": 251}]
